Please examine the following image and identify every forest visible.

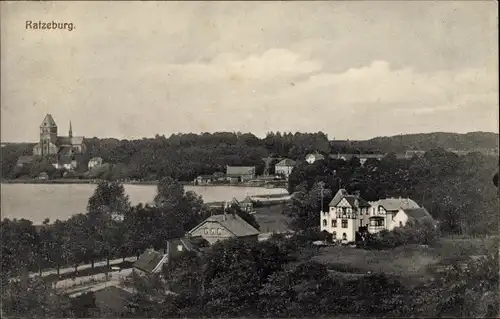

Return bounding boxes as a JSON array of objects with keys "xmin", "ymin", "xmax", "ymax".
[
  {"xmin": 2, "ymin": 131, "xmax": 498, "ymax": 181},
  {"xmin": 286, "ymin": 148, "xmax": 499, "ymax": 236}
]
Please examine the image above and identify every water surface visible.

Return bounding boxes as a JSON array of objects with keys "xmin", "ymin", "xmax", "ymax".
[{"xmin": 1, "ymin": 183, "xmax": 287, "ymax": 224}]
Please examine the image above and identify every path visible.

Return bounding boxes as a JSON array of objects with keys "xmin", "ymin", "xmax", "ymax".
[{"xmin": 27, "ymin": 257, "xmax": 136, "ymax": 279}]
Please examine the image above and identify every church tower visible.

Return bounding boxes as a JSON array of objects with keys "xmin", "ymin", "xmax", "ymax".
[
  {"xmin": 69, "ymin": 121, "xmax": 73, "ymax": 138},
  {"xmin": 39, "ymin": 114, "xmax": 58, "ymax": 156}
]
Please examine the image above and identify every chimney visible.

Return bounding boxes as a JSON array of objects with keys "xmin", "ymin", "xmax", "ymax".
[{"xmin": 354, "ymin": 190, "xmax": 361, "ymax": 197}]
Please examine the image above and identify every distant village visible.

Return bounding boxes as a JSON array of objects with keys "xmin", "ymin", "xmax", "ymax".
[{"xmin": 12, "ymin": 113, "xmax": 498, "ymax": 184}]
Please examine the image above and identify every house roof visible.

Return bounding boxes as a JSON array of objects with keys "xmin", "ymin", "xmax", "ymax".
[
  {"xmin": 329, "ymin": 189, "xmax": 348, "ymax": 206},
  {"xmin": 197, "ymin": 175, "xmax": 214, "ymax": 179},
  {"xmin": 189, "ymin": 213, "xmax": 260, "ymax": 238},
  {"xmin": 372, "ymin": 198, "xmax": 420, "ymax": 211},
  {"xmin": 166, "ymin": 237, "xmax": 209, "ymax": 259},
  {"xmin": 402, "ymin": 208, "xmax": 433, "ymax": 220},
  {"xmin": 40, "ymin": 114, "xmax": 57, "ymax": 127},
  {"xmin": 306, "ymin": 152, "xmax": 324, "ymax": 159},
  {"xmin": 226, "ymin": 166, "xmax": 255, "ymax": 176},
  {"xmin": 276, "ymin": 158, "xmax": 296, "ymax": 166},
  {"xmin": 343, "ymin": 195, "xmax": 371, "ymax": 208},
  {"xmin": 133, "ymin": 249, "xmax": 166, "ymax": 274},
  {"xmin": 240, "ymin": 196, "xmax": 254, "ymax": 204}
]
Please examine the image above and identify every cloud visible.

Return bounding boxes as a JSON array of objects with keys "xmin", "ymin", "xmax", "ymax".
[
  {"xmin": 139, "ymin": 48, "xmax": 323, "ymax": 84},
  {"xmin": 276, "ymin": 60, "xmax": 497, "ymax": 114}
]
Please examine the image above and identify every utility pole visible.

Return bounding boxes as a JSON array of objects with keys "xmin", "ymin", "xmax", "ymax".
[{"xmin": 319, "ymin": 181, "xmax": 325, "ymax": 213}]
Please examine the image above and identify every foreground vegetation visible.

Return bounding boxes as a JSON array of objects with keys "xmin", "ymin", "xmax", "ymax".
[{"xmin": 2, "ymin": 232, "xmax": 497, "ymax": 318}]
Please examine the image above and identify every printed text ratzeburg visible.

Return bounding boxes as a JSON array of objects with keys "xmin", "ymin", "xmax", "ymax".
[{"xmin": 26, "ymin": 21, "xmax": 75, "ymax": 31}]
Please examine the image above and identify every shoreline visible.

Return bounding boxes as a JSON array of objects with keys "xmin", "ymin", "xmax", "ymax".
[{"xmin": 0, "ymin": 179, "xmax": 288, "ymax": 188}]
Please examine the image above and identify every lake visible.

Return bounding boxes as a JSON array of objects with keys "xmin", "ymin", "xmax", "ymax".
[{"xmin": 0, "ymin": 183, "xmax": 288, "ymax": 225}]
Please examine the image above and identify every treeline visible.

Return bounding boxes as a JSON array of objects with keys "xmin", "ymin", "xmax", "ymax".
[
  {"xmin": 0, "ymin": 178, "xmax": 259, "ymax": 280},
  {"xmin": 286, "ymin": 148, "xmax": 499, "ymax": 236},
  {"xmin": 6, "ymin": 233, "xmax": 496, "ymax": 318},
  {"xmin": 3, "ymin": 131, "xmax": 497, "ymax": 181}
]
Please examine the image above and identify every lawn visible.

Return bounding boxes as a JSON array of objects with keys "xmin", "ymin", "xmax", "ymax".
[
  {"xmin": 313, "ymin": 235, "xmax": 498, "ymax": 285},
  {"xmin": 253, "ymin": 203, "xmax": 291, "ymax": 233}
]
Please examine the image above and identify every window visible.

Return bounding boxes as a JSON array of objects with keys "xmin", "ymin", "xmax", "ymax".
[
  {"xmin": 322, "ymin": 219, "xmax": 327, "ymax": 227},
  {"xmin": 341, "ymin": 219, "xmax": 348, "ymax": 228},
  {"xmin": 399, "ymin": 221, "xmax": 403, "ymax": 227},
  {"xmin": 177, "ymin": 245, "xmax": 183, "ymax": 251},
  {"xmin": 332, "ymin": 231, "xmax": 337, "ymax": 239},
  {"xmin": 342, "ymin": 233, "xmax": 347, "ymax": 240},
  {"xmin": 211, "ymin": 228, "xmax": 216, "ymax": 235},
  {"xmin": 360, "ymin": 219, "xmax": 363, "ymax": 227},
  {"xmin": 217, "ymin": 228, "xmax": 222, "ymax": 235},
  {"xmin": 204, "ymin": 228, "xmax": 209, "ymax": 235},
  {"xmin": 332, "ymin": 219, "xmax": 337, "ymax": 227},
  {"xmin": 374, "ymin": 219, "xmax": 384, "ymax": 227}
]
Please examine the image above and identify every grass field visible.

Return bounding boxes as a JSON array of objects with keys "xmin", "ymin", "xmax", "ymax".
[
  {"xmin": 253, "ymin": 203, "xmax": 291, "ymax": 233},
  {"xmin": 313, "ymin": 235, "xmax": 498, "ymax": 285}
]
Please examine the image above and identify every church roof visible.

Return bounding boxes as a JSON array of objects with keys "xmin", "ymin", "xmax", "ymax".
[
  {"xmin": 40, "ymin": 114, "xmax": 57, "ymax": 127},
  {"xmin": 71, "ymin": 136, "xmax": 84, "ymax": 145}
]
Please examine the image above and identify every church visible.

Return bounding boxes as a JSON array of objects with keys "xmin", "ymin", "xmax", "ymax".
[{"xmin": 33, "ymin": 114, "xmax": 86, "ymax": 169}]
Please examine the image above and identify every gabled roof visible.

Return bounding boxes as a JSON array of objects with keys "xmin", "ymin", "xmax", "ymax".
[
  {"xmin": 343, "ymin": 195, "xmax": 371, "ymax": 208},
  {"xmin": 57, "ymin": 136, "xmax": 71, "ymax": 146},
  {"xmin": 329, "ymin": 189, "xmax": 348, "ymax": 206},
  {"xmin": 276, "ymin": 158, "xmax": 296, "ymax": 166},
  {"xmin": 240, "ymin": 196, "xmax": 254, "ymax": 204},
  {"xmin": 226, "ymin": 166, "xmax": 256, "ymax": 176},
  {"xmin": 402, "ymin": 208, "xmax": 433, "ymax": 220},
  {"xmin": 165, "ymin": 237, "xmax": 210, "ymax": 260},
  {"xmin": 71, "ymin": 136, "xmax": 84, "ymax": 145},
  {"xmin": 306, "ymin": 152, "xmax": 324, "ymax": 159},
  {"xmin": 40, "ymin": 114, "xmax": 57, "ymax": 127},
  {"xmin": 133, "ymin": 249, "xmax": 166, "ymax": 274},
  {"xmin": 188, "ymin": 213, "xmax": 260, "ymax": 238},
  {"xmin": 372, "ymin": 198, "xmax": 420, "ymax": 211}
]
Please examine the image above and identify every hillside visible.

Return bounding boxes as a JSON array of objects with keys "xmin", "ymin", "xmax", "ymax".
[{"xmin": 350, "ymin": 131, "xmax": 499, "ymax": 154}]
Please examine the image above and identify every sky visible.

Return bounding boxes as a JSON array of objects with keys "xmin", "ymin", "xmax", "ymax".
[{"xmin": 1, "ymin": 1, "xmax": 498, "ymax": 142}]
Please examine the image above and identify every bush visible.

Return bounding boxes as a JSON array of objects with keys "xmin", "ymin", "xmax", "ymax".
[{"xmin": 364, "ymin": 220, "xmax": 440, "ymax": 250}]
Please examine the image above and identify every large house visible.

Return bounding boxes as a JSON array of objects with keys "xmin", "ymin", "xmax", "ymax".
[
  {"xmin": 320, "ymin": 189, "xmax": 434, "ymax": 242},
  {"xmin": 305, "ymin": 152, "xmax": 325, "ymax": 164},
  {"xmin": 275, "ymin": 158, "xmax": 296, "ymax": 178},
  {"xmin": 186, "ymin": 213, "xmax": 260, "ymax": 245},
  {"xmin": 226, "ymin": 166, "xmax": 256, "ymax": 182},
  {"xmin": 32, "ymin": 114, "xmax": 86, "ymax": 169}
]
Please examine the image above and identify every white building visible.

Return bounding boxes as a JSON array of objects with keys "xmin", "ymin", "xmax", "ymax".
[
  {"xmin": 305, "ymin": 152, "xmax": 325, "ymax": 164},
  {"xmin": 274, "ymin": 158, "xmax": 296, "ymax": 178},
  {"xmin": 320, "ymin": 189, "xmax": 371, "ymax": 242},
  {"xmin": 88, "ymin": 157, "xmax": 103, "ymax": 170},
  {"xmin": 320, "ymin": 189, "xmax": 433, "ymax": 242}
]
